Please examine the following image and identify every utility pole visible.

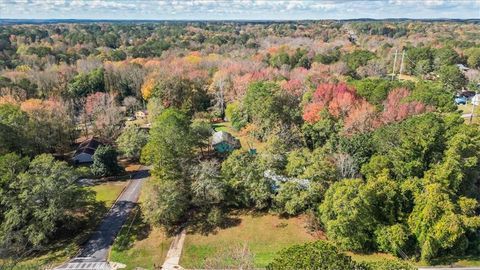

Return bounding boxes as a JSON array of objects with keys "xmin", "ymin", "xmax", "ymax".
[
  {"xmin": 399, "ymin": 50, "xmax": 405, "ymax": 77},
  {"xmin": 391, "ymin": 49, "xmax": 398, "ymax": 81},
  {"xmin": 470, "ymin": 93, "xmax": 479, "ymax": 124}
]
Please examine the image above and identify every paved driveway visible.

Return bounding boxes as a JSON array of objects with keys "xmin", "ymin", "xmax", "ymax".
[{"xmin": 54, "ymin": 168, "xmax": 148, "ymax": 270}]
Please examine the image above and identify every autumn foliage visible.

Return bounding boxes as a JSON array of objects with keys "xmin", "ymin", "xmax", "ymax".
[
  {"xmin": 303, "ymin": 83, "xmax": 427, "ymax": 135},
  {"xmin": 380, "ymin": 88, "xmax": 428, "ymax": 124}
]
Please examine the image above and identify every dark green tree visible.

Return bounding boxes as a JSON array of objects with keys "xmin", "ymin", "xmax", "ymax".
[
  {"xmin": 141, "ymin": 109, "xmax": 195, "ymax": 179},
  {"xmin": 221, "ymin": 150, "xmax": 273, "ymax": 210},
  {"xmin": 438, "ymin": 65, "xmax": 467, "ymax": 93},
  {"xmin": 143, "ymin": 179, "xmax": 190, "ymax": 235},
  {"xmin": 342, "ymin": 50, "xmax": 376, "ymax": 73},
  {"xmin": 465, "ymin": 47, "xmax": 480, "ymax": 69},
  {"xmin": 0, "ymin": 154, "xmax": 94, "ymax": 254},
  {"xmin": 243, "ymin": 81, "xmax": 300, "ymax": 140},
  {"xmin": 91, "ymin": 145, "xmax": 123, "ymax": 176},
  {"xmin": 141, "ymin": 109, "xmax": 196, "ymax": 232},
  {"xmin": 434, "ymin": 47, "xmax": 460, "ymax": 69},
  {"xmin": 68, "ymin": 68, "xmax": 105, "ymax": 97},
  {"xmin": 116, "ymin": 125, "xmax": 148, "ymax": 160}
]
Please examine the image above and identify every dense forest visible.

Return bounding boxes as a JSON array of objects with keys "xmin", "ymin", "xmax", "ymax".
[{"xmin": 1, "ymin": 20, "xmax": 480, "ymax": 268}]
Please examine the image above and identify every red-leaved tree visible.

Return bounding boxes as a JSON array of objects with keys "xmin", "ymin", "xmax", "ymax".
[{"xmin": 381, "ymin": 88, "xmax": 427, "ymax": 125}]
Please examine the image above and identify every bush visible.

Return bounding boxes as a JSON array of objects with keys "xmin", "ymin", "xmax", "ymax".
[
  {"xmin": 375, "ymin": 224, "xmax": 412, "ymax": 256},
  {"xmin": 267, "ymin": 241, "xmax": 358, "ymax": 270},
  {"xmin": 267, "ymin": 240, "xmax": 417, "ymax": 270}
]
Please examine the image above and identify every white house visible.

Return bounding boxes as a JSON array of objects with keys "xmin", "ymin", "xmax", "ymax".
[
  {"xmin": 456, "ymin": 64, "xmax": 470, "ymax": 72},
  {"xmin": 72, "ymin": 138, "xmax": 103, "ymax": 164}
]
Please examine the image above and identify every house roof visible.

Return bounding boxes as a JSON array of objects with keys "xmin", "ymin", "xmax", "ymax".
[
  {"xmin": 456, "ymin": 64, "xmax": 469, "ymax": 70},
  {"xmin": 74, "ymin": 137, "xmax": 103, "ymax": 157},
  {"xmin": 211, "ymin": 131, "xmax": 239, "ymax": 146}
]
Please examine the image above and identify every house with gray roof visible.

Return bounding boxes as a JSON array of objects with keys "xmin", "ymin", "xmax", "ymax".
[
  {"xmin": 72, "ymin": 137, "xmax": 103, "ymax": 164},
  {"xmin": 211, "ymin": 131, "xmax": 240, "ymax": 153}
]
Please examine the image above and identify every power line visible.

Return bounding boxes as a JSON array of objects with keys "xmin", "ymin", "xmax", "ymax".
[{"xmin": 391, "ymin": 49, "xmax": 398, "ymax": 81}]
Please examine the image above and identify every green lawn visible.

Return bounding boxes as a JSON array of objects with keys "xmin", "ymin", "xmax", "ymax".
[
  {"xmin": 88, "ymin": 181, "xmax": 128, "ymax": 208},
  {"xmin": 458, "ymin": 103, "xmax": 480, "ymax": 124},
  {"xmin": 109, "ymin": 221, "xmax": 172, "ymax": 270},
  {"xmin": 180, "ymin": 213, "xmax": 316, "ymax": 268}
]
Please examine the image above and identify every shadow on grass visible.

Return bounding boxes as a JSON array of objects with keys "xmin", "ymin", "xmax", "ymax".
[
  {"xmin": 212, "ymin": 123, "xmax": 227, "ymax": 131},
  {"xmin": 185, "ymin": 209, "xmax": 282, "ymax": 236},
  {"xmin": 185, "ymin": 209, "xmax": 242, "ymax": 236}
]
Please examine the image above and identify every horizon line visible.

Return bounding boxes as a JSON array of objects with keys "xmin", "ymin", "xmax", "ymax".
[{"xmin": 1, "ymin": 17, "xmax": 479, "ymax": 22}]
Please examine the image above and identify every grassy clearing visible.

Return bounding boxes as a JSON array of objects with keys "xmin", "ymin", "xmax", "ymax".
[
  {"xmin": 458, "ymin": 104, "xmax": 480, "ymax": 115},
  {"xmin": 398, "ymin": 74, "xmax": 419, "ymax": 82},
  {"xmin": 87, "ymin": 181, "xmax": 128, "ymax": 208},
  {"xmin": 458, "ymin": 104, "xmax": 480, "ymax": 124},
  {"xmin": 213, "ymin": 121, "xmax": 266, "ymax": 152},
  {"xmin": 180, "ymin": 213, "xmax": 316, "ymax": 268}
]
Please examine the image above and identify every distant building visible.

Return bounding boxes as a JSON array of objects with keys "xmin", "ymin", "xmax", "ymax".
[
  {"xmin": 211, "ymin": 131, "xmax": 240, "ymax": 153},
  {"xmin": 456, "ymin": 64, "xmax": 470, "ymax": 72},
  {"xmin": 73, "ymin": 137, "xmax": 103, "ymax": 164},
  {"xmin": 264, "ymin": 169, "xmax": 310, "ymax": 191},
  {"xmin": 135, "ymin": 110, "xmax": 148, "ymax": 119}
]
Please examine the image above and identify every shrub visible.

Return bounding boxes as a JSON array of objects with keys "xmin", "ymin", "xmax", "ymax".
[{"xmin": 267, "ymin": 241, "xmax": 358, "ymax": 270}]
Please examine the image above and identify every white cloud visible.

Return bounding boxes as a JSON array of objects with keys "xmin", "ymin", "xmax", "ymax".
[{"xmin": 1, "ymin": 0, "xmax": 478, "ymax": 19}]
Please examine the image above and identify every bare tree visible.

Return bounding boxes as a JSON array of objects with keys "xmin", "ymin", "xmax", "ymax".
[
  {"xmin": 76, "ymin": 58, "xmax": 102, "ymax": 74},
  {"xmin": 334, "ymin": 152, "xmax": 358, "ymax": 179},
  {"xmin": 123, "ymin": 96, "xmax": 140, "ymax": 116}
]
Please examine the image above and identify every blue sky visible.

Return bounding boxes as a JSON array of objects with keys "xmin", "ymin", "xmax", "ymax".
[{"xmin": 1, "ymin": 0, "xmax": 479, "ymax": 20}]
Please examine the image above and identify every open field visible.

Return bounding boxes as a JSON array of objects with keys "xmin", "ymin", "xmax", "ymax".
[{"xmin": 180, "ymin": 213, "xmax": 317, "ymax": 268}]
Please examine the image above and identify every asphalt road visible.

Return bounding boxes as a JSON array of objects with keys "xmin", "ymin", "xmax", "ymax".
[{"xmin": 54, "ymin": 168, "xmax": 149, "ymax": 270}]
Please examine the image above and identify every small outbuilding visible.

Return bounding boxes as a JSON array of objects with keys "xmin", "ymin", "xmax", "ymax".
[
  {"xmin": 456, "ymin": 64, "xmax": 470, "ymax": 72},
  {"xmin": 73, "ymin": 137, "xmax": 103, "ymax": 164},
  {"xmin": 135, "ymin": 110, "xmax": 148, "ymax": 119},
  {"xmin": 211, "ymin": 131, "xmax": 241, "ymax": 153}
]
